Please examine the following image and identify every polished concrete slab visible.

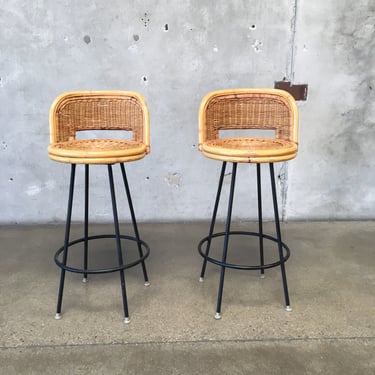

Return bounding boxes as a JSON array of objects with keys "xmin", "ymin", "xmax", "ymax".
[{"xmin": 0, "ymin": 221, "xmax": 374, "ymax": 374}]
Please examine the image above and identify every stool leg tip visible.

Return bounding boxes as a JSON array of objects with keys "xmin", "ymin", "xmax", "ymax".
[
  {"xmin": 214, "ymin": 312, "xmax": 222, "ymax": 320},
  {"xmin": 260, "ymin": 274, "xmax": 265, "ymax": 279},
  {"xmin": 144, "ymin": 281, "xmax": 150, "ymax": 287},
  {"xmin": 82, "ymin": 277, "xmax": 88, "ymax": 283},
  {"xmin": 123, "ymin": 317, "xmax": 130, "ymax": 324},
  {"xmin": 199, "ymin": 277, "xmax": 204, "ymax": 282},
  {"xmin": 285, "ymin": 305, "xmax": 292, "ymax": 312},
  {"xmin": 54, "ymin": 313, "xmax": 62, "ymax": 320}
]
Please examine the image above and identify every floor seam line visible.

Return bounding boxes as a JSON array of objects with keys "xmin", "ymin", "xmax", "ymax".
[{"xmin": 1, "ymin": 336, "xmax": 375, "ymax": 350}]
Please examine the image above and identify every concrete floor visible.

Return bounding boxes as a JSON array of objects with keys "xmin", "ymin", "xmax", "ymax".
[{"xmin": 0, "ymin": 221, "xmax": 374, "ymax": 374}]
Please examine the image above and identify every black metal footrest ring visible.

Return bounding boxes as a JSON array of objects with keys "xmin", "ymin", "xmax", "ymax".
[
  {"xmin": 198, "ymin": 231, "xmax": 290, "ymax": 270},
  {"xmin": 54, "ymin": 234, "xmax": 150, "ymax": 274}
]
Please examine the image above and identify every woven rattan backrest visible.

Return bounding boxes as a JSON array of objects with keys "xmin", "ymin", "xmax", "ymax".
[
  {"xmin": 50, "ymin": 91, "xmax": 150, "ymax": 151},
  {"xmin": 199, "ymin": 89, "xmax": 298, "ymax": 146}
]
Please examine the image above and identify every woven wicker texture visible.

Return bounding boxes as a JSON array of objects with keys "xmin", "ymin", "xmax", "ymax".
[
  {"xmin": 199, "ymin": 89, "xmax": 298, "ymax": 163},
  {"xmin": 48, "ymin": 91, "xmax": 150, "ymax": 164}
]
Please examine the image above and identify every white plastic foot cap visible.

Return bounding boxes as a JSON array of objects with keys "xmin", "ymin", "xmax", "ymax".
[
  {"xmin": 285, "ymin": 305, "xmax": 292, "ymax": 312},
  {"xmin": 144, "ymin": 281, "xmax": 150, "ymax": 287},
  {"xmin": 260, "ymin": 274, "xmax": 265, "ymax": 279},
  {"xmin": 214, "ymin": 312, "xmax": 222, "ymax": 320},
  {"xmin": 54, "ymin": 313, "xmax": 62, "ymax": 320},
  {"xmin": 82, "ymin": 277, "xmax": 88, "ymax": 283},
  {"xmin": 123, "ymin": 317, "xmax": 130, "ymax": 324},
  {"xmin": 199, "ymin": 277, "xmax": 204, "ymax": 282}
]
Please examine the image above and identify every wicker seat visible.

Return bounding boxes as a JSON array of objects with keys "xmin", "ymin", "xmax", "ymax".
[
  {"xmin": 48, "ymin": 91, "xmax": 151, "ymax": 324},
  {"xmin": 197, "ymin": 88, "xmax": 299, "ymax": 319}
]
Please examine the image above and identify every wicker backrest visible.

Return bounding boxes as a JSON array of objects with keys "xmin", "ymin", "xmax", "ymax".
[
  {"xmin": 50, "ymin": 91, "xmax": 150, "ymax": 152},
  {"xmin": 199, "ymin": 89, "xmax": 298, "ymax": 147}
]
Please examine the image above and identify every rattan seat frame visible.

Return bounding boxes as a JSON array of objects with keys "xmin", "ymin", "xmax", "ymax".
[
  {"xmin": 48, "ymin": 91, "xmax": 151, "ymax": 324},
  {"xmin": 197, "ymin": 88, "xmax": 299, "ymax": 319},
  {"xmin": 49, "ymin": 91, "xmax": 150, "ymax": 164}
]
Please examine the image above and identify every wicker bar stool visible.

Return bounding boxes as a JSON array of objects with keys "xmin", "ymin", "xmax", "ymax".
[
  {"xmin": 197, "ymin": 88, "xmax": 299, "ymax": 319},
  {"xmin": 48, "ymin": 91, "xmax": 151, "ymax": 324}
]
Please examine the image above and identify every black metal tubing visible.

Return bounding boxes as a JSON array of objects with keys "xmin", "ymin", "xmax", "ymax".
[
  {"xmin": 54, "ymin": 234, "xmax": 150, "ymax": 274},
  {"xmin": 198, "ymin": 161, "xmax": 292, "ymax": 315},
  {"xmin": 108, "ymin": 164, "xmax": 129, "ymax": 319},
  {"xmin": 270, "ymin": 163, "xmax": 290, "ymax": 307},
  {"xmin": 54, "ymin": 163, "xmax": 151, "ymax": 320},
  {"xmin": 120, "ymin": 163, "xmax": 149, "ymax": 283},
  {"xmin": 256, "ymin": 164, "xmax": 265, "ymax": 276},
  {"xmin": 200, "ymin": 161, "xmax": 227, "ymax": 280},
  {"xmin": 56, "ymin": 164, "xmax": 76, "ymax": 315},
  {"xmin": 198, "ymin": 231, "xmax": 290, "ymax": 270},
  {"xmin": 216, "ymin": 162, "xmax": 237, "ymax": 315},
  {"xmin": 83, "ymin": 165, "xmax": 89, "ymax": 280}
]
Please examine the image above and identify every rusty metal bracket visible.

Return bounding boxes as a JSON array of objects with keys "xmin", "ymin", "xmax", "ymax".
[{"xmin": 274, "ymin": 80, "xmax": 308, "ymax": 101}]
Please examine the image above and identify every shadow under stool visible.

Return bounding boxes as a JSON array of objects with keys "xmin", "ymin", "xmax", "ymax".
[
  {"xmin": 48, "ymin": 91, "xmax": 151, "ymax": 324},
  {"xmin": 197, "ymin": 88, "xmax": 299, "ymax": 319}
]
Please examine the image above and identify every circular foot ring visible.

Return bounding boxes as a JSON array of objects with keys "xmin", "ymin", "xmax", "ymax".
[
  {"xmin": 54, "ymin": 234, "xmax": 150, "ymax": 275},
  {"xmin": 198, "ymin": 231, "xmax": 290, "ymax": 271}
]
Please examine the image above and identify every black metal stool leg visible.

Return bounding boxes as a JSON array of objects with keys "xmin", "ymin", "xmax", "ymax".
[
  {"xmin": 83, "ymin": 165, "xmax": 89, "ymax": 283},
  {"xmin": 120, "ymin": 163, "xmax": 150, "ymax": 286},
  {"xmin": 108, "ymin": 164, "xmax": 130, "ymax": 323},
  {"xmin": 200, "ymin": 161, "xmax": 227, "ymax": 282},
  {"xmin": 55, "ymin": 164, "xmax": 76, "ymax": 320},
  {"xmin": 256, "ymin": 164, "xmax": 265, "ymax": 278},
  {"xmin": 215, "ymin": 162, "xmax": 237, "ymax": 319},
  {"xmin": 269, "ymin": 163, "xmax": 292, "ymax": 311}
]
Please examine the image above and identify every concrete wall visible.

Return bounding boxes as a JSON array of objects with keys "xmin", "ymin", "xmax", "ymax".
[
  {"xmin": 288, "ymin": 0, "xmax": 375, "ymax": 220},
  {"xmin": 0, "ymin": 1, "xmax": 374, "ymax": 224}
]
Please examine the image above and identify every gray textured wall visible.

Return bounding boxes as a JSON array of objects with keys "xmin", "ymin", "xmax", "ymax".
[
  {"xmin": 288, "ymin": 0, "xmax": 375, "ymax": 219},
  {"xmin": 0, "ymin": 1, "xmax": 374, "ymax": 224}
]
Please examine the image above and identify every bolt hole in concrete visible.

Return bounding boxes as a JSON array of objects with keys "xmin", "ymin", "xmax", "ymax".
[
  {"xmin": 142, "ymin": 76, "xmax": 148, "ymax": 85},
  {"xmin": 164, "ymin": 23, "xmax": 169, "ymax": 31},
  {"xmin": 83, "ymin": 35, "xmax": 91, "ymax": 44},
  {"xmin": 250, "ymin": 24, "xmax": 256, "ymax": 30}
]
